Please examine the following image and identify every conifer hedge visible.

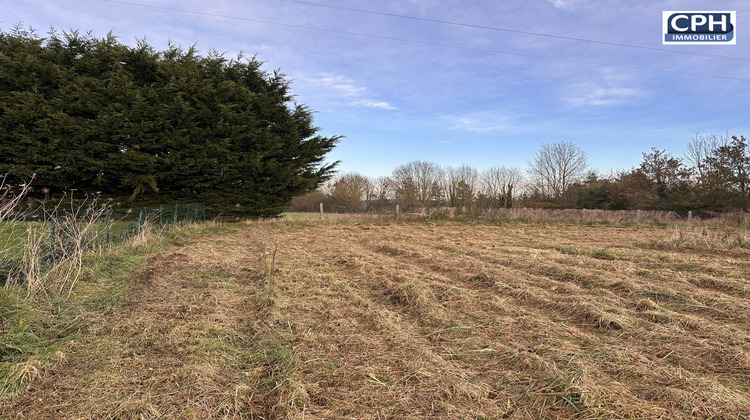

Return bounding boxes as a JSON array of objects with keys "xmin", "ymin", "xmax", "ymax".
[{"xmin": 0, "ymin": 27, "xmax": 340, "ymax": 217}]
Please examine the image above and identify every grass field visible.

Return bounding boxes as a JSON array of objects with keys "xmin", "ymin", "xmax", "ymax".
[{"xmin": 1, "ymin": 216, "xmax": 749, "ymax": 418}]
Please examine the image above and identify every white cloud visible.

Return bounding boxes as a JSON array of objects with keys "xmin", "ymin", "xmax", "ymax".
[
  {"xmin": 318, "ymin": 74, "xmax": 367, "ymax": 97},
  {"xmin": 547, "ymin": 0, "xmax": 600, "ymax": 11},
  {"xmin": 567, "ymin": 85, "xmax": 643, "ymax": 106},
  {"xmin": 353, "ymin": 100, "xmax": 397, "ymax": 110},
  {"xmin": 563, "ymin": 70, "xmax": 646, "ymax": 107},
  {"xmin": 444, "ymin": 111, "xmax": 518, "ymax": 133},
  {"xmin": 305, "ymin": 73, "xmax": 396, "ymax": 111}
]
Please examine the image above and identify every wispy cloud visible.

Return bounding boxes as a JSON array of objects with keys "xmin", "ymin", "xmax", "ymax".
[
  {"xmin": 563, "ymin": 70, "xmax": 646, "ymax": 107},
  {"xmin": 318, "ymin": 74, "xmax": 367, "ymax": 96},
  {"xmin": 567, "ymin": 85, "xmax": 643, "ymax": 106},
  {"xmin": 307, "ymin": 73, "xmax": 396, "ymax": 110},
  {"xmin": 444, "ymin": 111, "xmax": 519, "ymax": 133},
  {"xmin": 6, "ymin": 0, "xmax": 748, "ymax": 179},
  {"xmin": 352, "ymin": 100, "xmax": 397, "ymax": 110},
  {"xmin": 548, "ymin": 0, "xmax": 570, "ymax": 9}
]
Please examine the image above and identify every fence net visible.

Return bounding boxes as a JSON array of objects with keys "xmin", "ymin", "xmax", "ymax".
[{"xmin": 0, "ymin": 202, "xmax": 205, "ymax": 286}]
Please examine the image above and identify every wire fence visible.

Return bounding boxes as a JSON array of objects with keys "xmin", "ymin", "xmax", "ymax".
[
  {"xmin": 0, "ymin": 203, "xmax": 205, "ymax": 286},
  {"xmin": 305, "ymin": 203, "xmax": 750, "ymax": 227},
  {"xmin": 102, "ymin": 203, "xmax": 207, "ymax": 243}
]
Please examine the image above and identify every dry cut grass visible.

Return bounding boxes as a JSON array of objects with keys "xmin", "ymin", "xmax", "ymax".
[
  {"xmin": 246, "ymin": 221, "xmax": 750, "ymax": 419},
  {"xmin": 2, "ymin": 218, "xmax": 749, "ymax": 418}
]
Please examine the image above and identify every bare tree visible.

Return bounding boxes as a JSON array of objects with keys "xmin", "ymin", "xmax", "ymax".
[
  {"xmin": 445, "ymin": 164, "xmax": 479, "ymax": 210},
  {"xmin": 392, "ymin": 161, "xmax": 444, "ymax": 210},
  {"xmin": 527, "ymin": 141, "xmax": 588, "ymax": 199},
  {"xmin": 289, "ymin": 189, "xmax": 327, "ymax": 212},
  {"xmin": 329, "ymin": 172, "xmax": 373, "ymax": 212},
  {"xmin": 373, "ymin": 176, "xmax": 394, "ymax": 211},
  {"xmin": 685, "ymin": 132, "xmax": 729, "ymax": 182},
  {"xmin": 481, "ymin": 166, "xmax": 524, "ymax": 208}
]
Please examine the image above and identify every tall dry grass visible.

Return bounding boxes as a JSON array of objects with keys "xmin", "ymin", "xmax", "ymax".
[
  {"xmin": 11, "ymin": 196, "xmax": 112, "ymax": 296},
  {"xmin": 1, "ymin": 187, "xmax": 124, "ymax": 296},
  {"xmin": 287, "ymin": 207, "xmax": 750, "ymax": 229},
  {"xmin": 0, "ymin": 177, "xmax": 34, "ymax": 287},
  {"xmin": 466, "ymin": 207, "xmax": 749, "ymax": 227}
]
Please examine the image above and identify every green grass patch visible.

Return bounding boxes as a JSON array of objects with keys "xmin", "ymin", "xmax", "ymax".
[
  {"xmin": 0, "ymin": 221, "xmax": 229, "ymax": 399},
  {"xmin": 553, "ymin": 245, "xmax": 580, "ymax": 256},
  {"xmin": 376, "ymin": 245, "xmax": 406, "ymax": 256},
  {"xmin": 588, "ymin": 248, "xmax": 618, "ymax": 260}
]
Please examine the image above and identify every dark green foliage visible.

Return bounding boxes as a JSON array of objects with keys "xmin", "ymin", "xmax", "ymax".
[
  {"xmin": 573, "ymin": 176, "xmax": 615, "ymax": 210},
  {"xmin": 0, "ymin": 26, "xmax": 340, "ymax": 217}
]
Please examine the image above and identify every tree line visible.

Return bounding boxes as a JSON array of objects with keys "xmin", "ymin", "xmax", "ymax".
[
  {"xmin": 0, "ymin": 27, "xmax": 339, "ymax": 217},
  {"xmin": 2, "ymin": 27, "xmax": 747, "ymax": 217},
  {"xmin": 294, "ymin": 134, "xmax": 749, "ymax": 213}
]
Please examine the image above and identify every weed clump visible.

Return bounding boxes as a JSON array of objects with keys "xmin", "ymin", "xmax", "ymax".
[
  {"xmin": 468, "ymin": 273, "xmax": 495, "ymax": 286},
  {"xmin": 386, "ymin": 280, "xmax": 428, "ymax": 308},
  {"xmin": 376, "ymin": 245, "xmax": 406, "ymax": 256},
  {"xmin": 635, "ymin": 298, "xmax": 659, "ymax": 311},
  {"xmin": 589, "ymin": 248, "xmax": 617, "ymax": 260}
]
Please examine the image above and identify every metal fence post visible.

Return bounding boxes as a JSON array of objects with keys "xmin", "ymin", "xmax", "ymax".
[
  {"xmin": 136, "ymin": 209, "xmax": 144, "ymax": 235},
  {"xmin": 105, "ymin": 209, "xmax": 111, "ymax": 244},
  {"xmin": 50, "ymin": 215, "xmax": 56, "ymax": 265}
]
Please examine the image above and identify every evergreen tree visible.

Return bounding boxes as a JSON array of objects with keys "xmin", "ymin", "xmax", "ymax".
[{"xmin": 0, "ymin": 27, "xmax": 340, "ymax": 216}]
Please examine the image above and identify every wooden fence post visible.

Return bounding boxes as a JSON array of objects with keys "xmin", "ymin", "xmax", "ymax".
[
  {"xmin": 395, "ymin": 204, "xmax": 400, "ymax": 219},
  {"xmin": 319, "ymin": 202, "xmax": 324, "ymax": 219}
]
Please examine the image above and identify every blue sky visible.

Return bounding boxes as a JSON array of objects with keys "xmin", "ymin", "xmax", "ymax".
[{"xmin": 3, "ymin": 0, "xmax": 749, "ymax": 178}]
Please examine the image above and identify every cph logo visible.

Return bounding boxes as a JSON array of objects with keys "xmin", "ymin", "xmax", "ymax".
[{"xmin": 663, "ymin": 11, "xmax": 736, "ymax": 44}]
